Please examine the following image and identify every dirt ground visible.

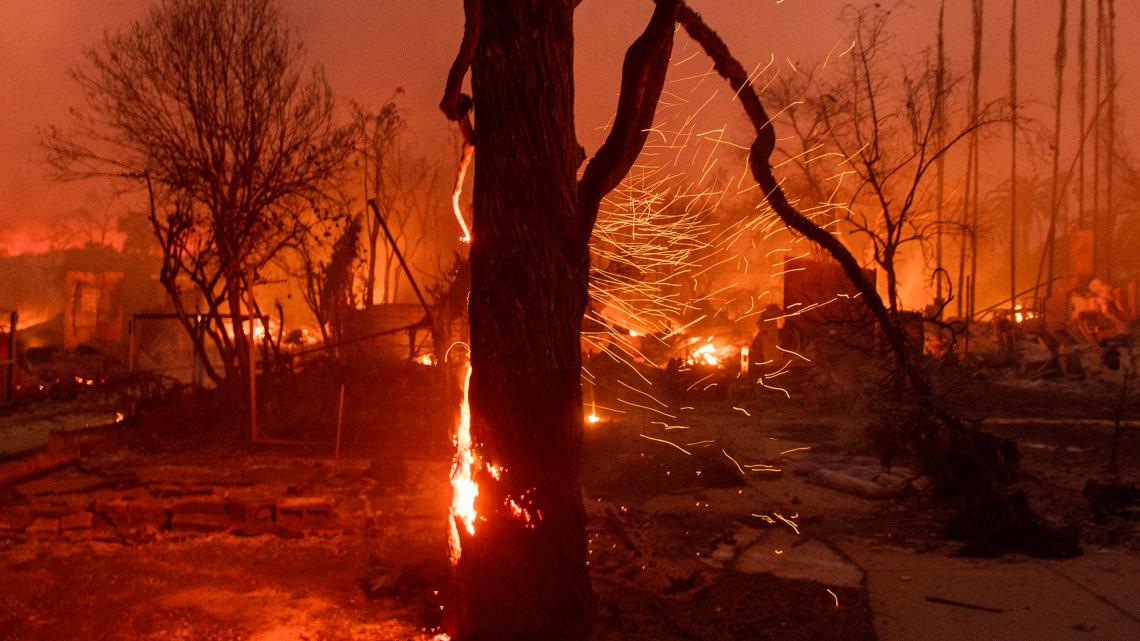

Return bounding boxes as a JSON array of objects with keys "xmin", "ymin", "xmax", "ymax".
[{"xmin": 1, "ymin": 374, "xmax": 1137, "ymax": 640}]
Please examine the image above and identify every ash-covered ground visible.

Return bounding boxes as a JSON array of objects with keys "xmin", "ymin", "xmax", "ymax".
[{"xmin": 1, "ymin": 369, "xmax": 1137, "ymax": 641}]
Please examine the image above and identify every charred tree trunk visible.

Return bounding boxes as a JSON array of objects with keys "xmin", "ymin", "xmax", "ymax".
[
  {"xmin": 967, "ymin": 0, "xmax": 983, "ymax": 324},
  {"xmin": 440, "ymin": 1, "xmax": 676, "ymax": 639},
  {"xmin": 1104, "ymin": 0, "xmax": 1116, "ymax": 279},
  {"xmin": 1077, "ymin": 0, "xmax": 1088, "ymax": 228},
  {"xmin": 1093, "ymin": 0, "xmax": 1103, "ymax": 265},
  {"xmin": 224, "ymin": 269, "xmax": 251, "ymax": 392},
  {"xmin": 1044, "ymin": 0, "xmax": 1068, "ymax": 304},
  {"xmin": 935, "ymin": 0, "xmax": 947, "ymax": 317},
  {"xmin": 1010, "ymin": 0, "xmax": 1019, "ymax": 317},
  {"xmin": 457, "ymin": 3, "xmax": 591, "ymax": 637},
  {"xmin": 957, "ymin": 1, "xmax": 983, "ymax": 321}
]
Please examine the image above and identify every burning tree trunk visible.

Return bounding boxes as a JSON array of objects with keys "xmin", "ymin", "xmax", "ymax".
[{"xmin": 439, "ymin": 1, "xmax": 676, "ymax": 639}]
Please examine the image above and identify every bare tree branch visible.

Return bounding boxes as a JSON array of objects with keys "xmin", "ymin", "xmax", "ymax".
[
  {"xmin": 577, "ymin": 0, "xmax": 678, "ymax": 241},
  {"xmin": 440, "ymin": 0, "xmax": 480, "ymax": 124},
  {"xmin": 45, "ymin": 0, "xmax": 352, "ymax": 389}
]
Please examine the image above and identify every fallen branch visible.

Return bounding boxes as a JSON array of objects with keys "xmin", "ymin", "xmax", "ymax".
[{"xmin": 925, "ymin": 595, "xmax": 1004, "ymax": 614}]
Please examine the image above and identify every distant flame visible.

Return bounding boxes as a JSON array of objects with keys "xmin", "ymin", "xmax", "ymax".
[
  {"xmin": 585, "ymin": 380, "xmax": 601, "ymax": 425},
  {"xmin": 689, "ymin": 341, "xmax": 720, "ymax": 366},
  {"xmin": 448, "ymin": 365, "xmax": 476, "ymax": 564}
]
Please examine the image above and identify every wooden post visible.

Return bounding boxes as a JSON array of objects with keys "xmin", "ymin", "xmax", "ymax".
[
  {"xmin": 334, "ymin": 381, "xmax": 346, "ymax": 462},
  {"xmin": 127, "ymin": 316, "xmax": 137, "ymax": 373},
  {"xmin": 5, "ymin": 311, "xmax": 16, "ymax": 403},
  {"xmin": 247, "ymin": 270, "xmax": 258, "ymax": 443},
  {"xmin": 192, "ymin": 314, "xmax": 203, "ymax": 389}
]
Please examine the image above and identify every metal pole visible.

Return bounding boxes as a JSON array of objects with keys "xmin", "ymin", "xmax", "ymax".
[{"xmin": 367, "ymin": 199, "xmax": 433, "ymax": 321}]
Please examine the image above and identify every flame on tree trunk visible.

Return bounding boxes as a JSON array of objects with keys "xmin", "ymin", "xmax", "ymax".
[
  {"xmin": 439, "ymin": 1, "xmax": 677, "ymax": 640},
  {"xmin": 447, "ymin": 4, "xmax": 591, "ymax": 638}
]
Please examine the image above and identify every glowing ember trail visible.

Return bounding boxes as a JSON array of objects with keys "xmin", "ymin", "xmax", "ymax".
[
  {"xmin": 451, "ymin": 139, "xmax": 474, "ymax": 243},
  {"xmin": 448, "ymin": 364, "xmax": 476, "ymax": 564}
]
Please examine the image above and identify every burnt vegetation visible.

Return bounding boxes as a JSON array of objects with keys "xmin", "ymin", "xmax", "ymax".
[{"xmin": 2, "ymin": 1, "xmax": 1139, "ymax": 640}]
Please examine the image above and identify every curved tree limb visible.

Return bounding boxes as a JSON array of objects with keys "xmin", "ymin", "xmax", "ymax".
[
  {"xmin": 440, "ymin": 0, "xmax": 480, "ymax": 124},
  {"xmin": 440, "ymin": 0, "xmax": 478, "ymax": 241},
  {"xmin": 674, "ymin": 3, "xmax": 961, "ymax": 432},
  {"xmin": 577, "ymin": 0, "xmax": 678, "ymax": 243}
]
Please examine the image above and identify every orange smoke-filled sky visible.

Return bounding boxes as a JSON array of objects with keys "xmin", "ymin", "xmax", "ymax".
[{"xmin": 1, "ymin": 0, "xmax": 1134, "ymax": 252}]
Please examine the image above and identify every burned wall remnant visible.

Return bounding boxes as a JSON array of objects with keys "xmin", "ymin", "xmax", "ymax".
[
  {"xmin": 782, "ymin": 257, "xmax": 877, "ymax": 356},
  {"xmin": 63, "ymin": 271, "xmax": 125, "ymax": 349}
]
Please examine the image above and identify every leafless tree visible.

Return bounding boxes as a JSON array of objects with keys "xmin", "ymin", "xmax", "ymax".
[
  {"xmin": 117, "ymin": 210, "xmax": 161, "ymax": 256},
  {"xmin": 351, "ymin": 98, "xmax": 402, "ymax": 305},
  {"xmin": 295, "ymin": 212, "xmax": 361, "ymax": 347},
  {"xmin": 772, "ymin": 5, "xmax": 1005, "ymax": 313},
  {"xmin": 43, "ymin": 0, "xmax": 353, "ymax": 391},
  {"xmin": 372, "ymin": 147, "xmax": 451, "ymax": 305},
  {"xmin": 678, "ymin": 0, "xmax": 1025, "ymax": 504},
  {"xmin": 70, "ymin": 205, "xmax": 119, "ymax": 248},
  {"xmin": 33, "ymin": 201, "xmax": 119, "ymax": 251},
  {"xmin": 763, "ymin": 65, "xmax": 834, "ymax": 214},
  {"xmin": 351, "ymin": 100, "xmax": 453, "ymax": 306}
]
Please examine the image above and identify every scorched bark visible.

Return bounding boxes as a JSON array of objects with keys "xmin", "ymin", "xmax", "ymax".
[{"xmin": 440, "ymin": 1, "xmax": 677, "ymax": 640}]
